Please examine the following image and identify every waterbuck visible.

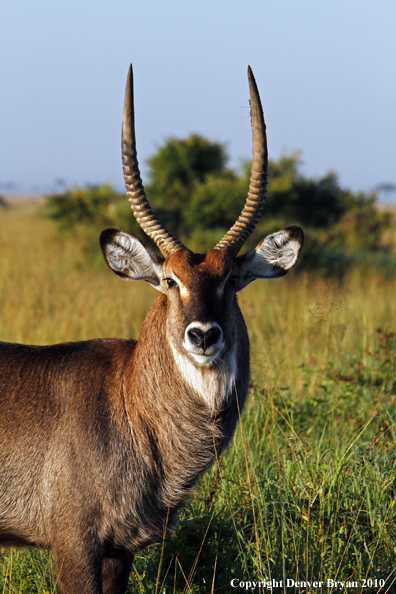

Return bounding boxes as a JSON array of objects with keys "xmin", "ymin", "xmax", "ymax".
[{"xmin": 0, "ymin": 65, "xmax": 303, "ymax": 593}]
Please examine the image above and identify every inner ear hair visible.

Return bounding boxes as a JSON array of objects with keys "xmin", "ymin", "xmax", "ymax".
[
  {"xmin": 99, "ymin": 229, "xmax": 163, "ymax": 285},
  {"xmin": 235, "ymin": 225, "xmax": 304, "ymax": 288},
  {"xmin": 256, "ymin": 225, "xmax": 304, "ymax": 270}
]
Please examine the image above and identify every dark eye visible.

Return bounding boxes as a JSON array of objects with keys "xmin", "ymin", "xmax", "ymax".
[
  {"xmin": 227, "ymin": 276, "xmax": 237, "ymax": 287},
  {"xmin": 165, "ymin": 278, "xmax": 177, "ymax": 289}
]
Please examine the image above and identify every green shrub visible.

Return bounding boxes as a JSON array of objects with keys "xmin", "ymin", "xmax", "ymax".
[{"xmin": 43, "ymin": 137, "xmax": 393, "ymax": 276}]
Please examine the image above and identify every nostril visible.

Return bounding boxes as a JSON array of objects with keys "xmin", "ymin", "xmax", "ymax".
[
  {"xmin": 186, "ymin": 325, "xmax": 222, "ymax": 351},
  {"xmin": 205, "ymin": 326, "xmax": 221, "ymax": 348},
  {"xmin": 187, "ymin": 327, "xmax": 205, "ymax": 348}
]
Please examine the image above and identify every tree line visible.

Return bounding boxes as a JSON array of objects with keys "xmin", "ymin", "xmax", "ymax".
[{"xmin": 44, "ymin": 134, "xmax": 393, "ymax": 274}]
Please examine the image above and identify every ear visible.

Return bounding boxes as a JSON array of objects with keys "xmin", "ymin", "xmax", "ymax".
[
  {"xmin": 100, "ymin": 229, "xmax": 164, "ymax": 290},
  {"xmin": 235, "ymin": 226, "xmax": 304, "ymax": 290}
]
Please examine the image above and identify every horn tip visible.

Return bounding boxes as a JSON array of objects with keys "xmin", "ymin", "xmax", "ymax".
[
  {"xmin": 126, "ymin": 64, "xmax": 133, "ymax": 89},
  {"xmin": 125, "ymin": 64, "xmax": 133, "ymax": 89}
]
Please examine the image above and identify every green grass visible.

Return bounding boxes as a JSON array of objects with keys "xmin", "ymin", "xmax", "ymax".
[{"xmin": 1, "ymin": 203, "xmax": 396, "ymax": 593}]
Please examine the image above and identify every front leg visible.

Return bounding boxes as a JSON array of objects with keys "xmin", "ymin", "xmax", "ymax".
[
  {"xmin": 102, "ymin": 554, "xmax": 133, "ymax": 594},
  {"xmin": 53, "ymin": 538, "xmax": 102, "ymax": 594}
]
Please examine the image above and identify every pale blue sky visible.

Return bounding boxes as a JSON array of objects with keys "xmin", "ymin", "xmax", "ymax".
[{"xmin": 1, "ymin": 0, "xmax": 395, "ymax": 198}]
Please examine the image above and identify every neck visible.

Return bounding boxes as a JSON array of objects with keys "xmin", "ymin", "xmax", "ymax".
[{"xmin": 121, "ymin": 294, "xmax": 250, "ymax": 510}]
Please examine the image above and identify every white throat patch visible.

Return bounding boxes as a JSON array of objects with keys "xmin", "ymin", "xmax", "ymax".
[{"xmin": 170, "ymin": 343, "xmax": 237, "ymax": 411}]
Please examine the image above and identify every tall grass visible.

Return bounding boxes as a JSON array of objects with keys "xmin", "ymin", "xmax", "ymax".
[{"xmin": 1, "ymin": 203, "xmax": 396, "ymax": 593}]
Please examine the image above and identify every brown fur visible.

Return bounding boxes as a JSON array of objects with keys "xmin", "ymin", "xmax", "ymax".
[
  {"xmin": 0, "ymin": 62, "xmax": 304, "ymax": 592},
  {"xmin": 0, "ymin": 251, "xmax": 250, "ymax": 594},
  {"xmin": 0, "ymin": 216, "xmax": 304, "ymax": 594}
]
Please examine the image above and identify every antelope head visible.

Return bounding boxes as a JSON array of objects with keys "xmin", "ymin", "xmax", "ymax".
[{"xmin": 100, "ymin": 66, "xmax": 303, "ymax": 375}]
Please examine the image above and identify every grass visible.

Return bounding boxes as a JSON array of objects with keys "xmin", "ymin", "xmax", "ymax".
[{"xmin": 1, "ymin": 203, "xmax": 396, "ymax": 593}]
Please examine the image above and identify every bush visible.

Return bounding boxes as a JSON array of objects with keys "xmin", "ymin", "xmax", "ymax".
[
  {"xmin": 44, "ymin": 184, "xmax": 148, "ymax": 239},
  {"xmin": 43, "ymin": 136, "xmax": 393, "ymax": 276}
]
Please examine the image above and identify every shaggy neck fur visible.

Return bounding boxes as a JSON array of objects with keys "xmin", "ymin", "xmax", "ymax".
[
  {"xmin": 119, "ymin": 293, "xmax": 250, "ymax": 549},
  {"xmin": 170, "ymin": 342, "xmax": 237, "ymax": 412}
]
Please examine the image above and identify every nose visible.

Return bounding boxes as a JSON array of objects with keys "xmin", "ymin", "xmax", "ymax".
[
  {"xmin": 184, "ymin": 321, "xmax": 224, "ymax": 355},
  {"xmin": 187, "ymin": 325, "xmax": 222, "ymax": 351}
]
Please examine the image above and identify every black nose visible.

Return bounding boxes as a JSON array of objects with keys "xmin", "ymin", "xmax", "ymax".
[{"xmin": 187, "ymin": 326, "xmax": 222, "ymax": 350}]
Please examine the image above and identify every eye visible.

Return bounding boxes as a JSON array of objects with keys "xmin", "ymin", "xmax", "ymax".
[
  {"xmin": 165, "ymin": 278, "xmax": 177, "ymax": 289},
  {"xmin": 227, "ymin": 276, "xmax": 237, "ymax": 287}
]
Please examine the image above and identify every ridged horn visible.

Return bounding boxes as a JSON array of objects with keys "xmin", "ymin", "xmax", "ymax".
[
  {"xmin": 122, "ymin": 64, "xmax": 185, "ymax": 258},
  {"xmin": 215, "ymin": 66, "xmax": 268, "ymax": 256}
]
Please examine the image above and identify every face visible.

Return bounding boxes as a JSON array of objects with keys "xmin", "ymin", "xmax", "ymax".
[
  {"xmin": 100, "ymin": 226, "xmax": 303, "ymax": 371},
  {"xmin": 160, "ymin": 249, "xmax": 239, "ymax": 368}
]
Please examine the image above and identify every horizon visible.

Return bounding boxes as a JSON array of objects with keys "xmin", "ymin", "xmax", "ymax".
[{"xmin": 1, "ymin": 0, "xmax": 395, "ymax": 201}]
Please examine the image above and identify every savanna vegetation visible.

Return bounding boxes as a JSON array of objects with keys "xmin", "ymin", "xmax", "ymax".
[
  {"xmin": 1, "ymin": 137, "xmax": 396, "ymax": 593},
  {"xmin": 44, "ymin": 135, "xmax": 394, "ymax": 275}
]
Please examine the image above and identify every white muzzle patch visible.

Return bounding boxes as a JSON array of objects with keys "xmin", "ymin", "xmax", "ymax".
[{"xmin": 183, "ymin": 321, "xmax": 224, "ymax": 367}]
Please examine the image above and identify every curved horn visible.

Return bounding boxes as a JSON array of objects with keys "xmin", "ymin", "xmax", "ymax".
[
  {"xmin": 122, "ymin": 64, "xmax": 186, "ymax": 258},
  {"xmin": 215, "ymin": 66, "xmax": 268, "ymax": 256}
]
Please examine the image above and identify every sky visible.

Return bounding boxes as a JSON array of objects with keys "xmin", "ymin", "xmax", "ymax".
[{"xmin": 1, "ymin": 0, "xmax": 395, "ymax": 200}]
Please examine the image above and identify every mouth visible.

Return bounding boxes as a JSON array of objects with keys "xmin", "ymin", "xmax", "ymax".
[
  {"xmin": 188, "ymin": 352, "xmax": 220, "ymax": 367},
  {"xmin": 182, "ymin": 321, "xmax": 225, "ymax": 367},
  {"xmin": 183, "ymin": 343, "xmax": 224, "ymax": 367}
]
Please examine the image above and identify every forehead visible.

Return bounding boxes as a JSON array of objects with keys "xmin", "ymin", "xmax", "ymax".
[{"xmin": 165, "ymin": 248, "xmax": 233, "ymax": 283}]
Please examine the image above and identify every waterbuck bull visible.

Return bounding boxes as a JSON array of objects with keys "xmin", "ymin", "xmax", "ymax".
[{"xmin": 0, "ymin": 65, "xmax": 303, "ymax": 593}]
